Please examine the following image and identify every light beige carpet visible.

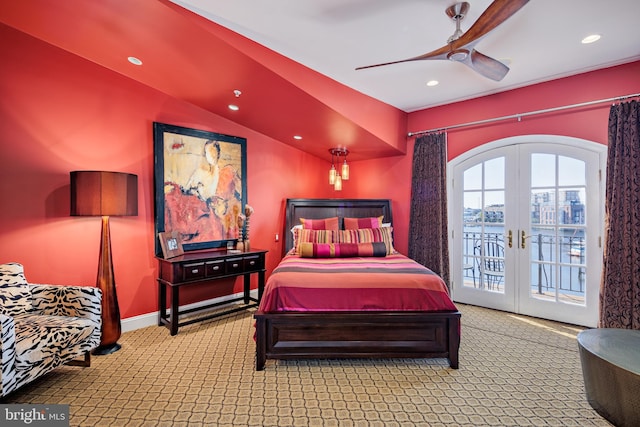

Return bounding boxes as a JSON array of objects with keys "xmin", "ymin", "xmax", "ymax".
[{"xmin": 2, "ymin": 304, "xmax": 610, "ymax": 426}]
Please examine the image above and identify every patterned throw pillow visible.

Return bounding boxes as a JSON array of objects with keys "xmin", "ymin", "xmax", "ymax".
[
  {"xmin": 0, "ymin": 262, "xmax": 32, "ymax": 315},
  {"xmin": 293, "ymin": 228, "xmax": 339, "ymax": 254},
  {"xmin": 343, "ymin": 216, "xmax": 384, "ymax": 230},
  {"xmin": 338, "ymin": 227, "xmax": 397, "ymax": 255},
  {"xmin": 300, "ymin": 217, "xmax": 339, "ymax": 231},
  {"xmin": 299, "ymin": 242, "xmax": 387, "ymax": 258}
]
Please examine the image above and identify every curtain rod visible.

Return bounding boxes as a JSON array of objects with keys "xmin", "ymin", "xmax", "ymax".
[{"xmin": 407, "ymin": 92, "xmax": 640, "ymax": 137}]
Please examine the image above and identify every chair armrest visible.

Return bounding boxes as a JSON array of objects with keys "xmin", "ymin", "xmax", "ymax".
[
  {"xmin": 0, "ymin": 314, "xmax": 17, "ymax": 396},
  {"xmin": 28, "ymin": 284, "xmax": 102, "ymax": 324}
]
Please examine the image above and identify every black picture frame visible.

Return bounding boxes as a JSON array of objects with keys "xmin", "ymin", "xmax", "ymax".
[{"xmin": 153, "ymin": 122, "xmax": 247, "ymax": 256}]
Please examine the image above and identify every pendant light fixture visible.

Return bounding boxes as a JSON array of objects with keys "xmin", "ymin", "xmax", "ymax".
[
  {"xmin": 341, "ymin": 156, "xmax": 349, "ymax": 180},
  {"xmin": 329, "ymin": 150, "xmax": 337, "ymax": 185},
  {"xmin": 328, "ymin": 148, "xmax": 349, "ymax": 191}
]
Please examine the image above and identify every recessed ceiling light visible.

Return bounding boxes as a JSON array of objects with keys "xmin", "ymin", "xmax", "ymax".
[
  {"xmin": 581, "ymin": 34, "xmax": 601, "ymax": 44},
  {"xmin": 228, "ymin": 104, "xmax": 239, "ymax": 111},
  {"xmin": 426, "ymin": 80, "xmax": 439, "ymax": 87},
  {"xmin": 127, "ymin": 56, "xmax": 143, "ymax": 66},
  {"xmin": 293, "ymin": 135, "xmax": 302, "ymax": 140}
]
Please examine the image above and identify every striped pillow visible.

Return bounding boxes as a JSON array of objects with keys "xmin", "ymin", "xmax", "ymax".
[
  {"xmin": 293, "ymin": 228, "xmax": 339, "ymax": 254},
  {"xmin": 299, "ymin": 242, "xmax": 387, "ymax": 258},
  {"xmin": 338, "ymin": 227, "xmax": 397, "ymax": 255},
  {"xmin": 343, "ymin": 216, "xmax": 384, "ymax": 230},
  {"xmin": 300, "ymin": 217, "xmax": 339, "ymax": 231}
]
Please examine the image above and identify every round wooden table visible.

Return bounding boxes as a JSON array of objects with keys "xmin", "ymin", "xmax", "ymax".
[{"xmin": 577, "ymin": 328, "xmax": 640, "ymax": 427}]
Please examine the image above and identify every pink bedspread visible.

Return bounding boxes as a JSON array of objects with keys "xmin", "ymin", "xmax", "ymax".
[{"xmin": 258, "ymin": 253, "xmax": 457, "ymax": 312}]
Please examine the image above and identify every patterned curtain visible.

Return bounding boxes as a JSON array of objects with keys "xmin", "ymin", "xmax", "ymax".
[
  {"xmin": 600, "ymin": 100, "xmax": 640, "ymax": 329},
  {"xmin": 408, "ymin": 132, "xmax": 450, "ymax": 288}
]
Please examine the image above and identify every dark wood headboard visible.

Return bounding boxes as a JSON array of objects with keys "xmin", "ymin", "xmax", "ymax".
[{"xmin": 283, "ymin": 198, "xmax": 393, "ymax": 255}]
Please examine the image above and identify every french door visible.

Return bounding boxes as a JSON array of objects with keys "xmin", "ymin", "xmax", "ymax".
[{"xmin": 449, "ymin": 136, "xmax": 606, "ymax": 327}]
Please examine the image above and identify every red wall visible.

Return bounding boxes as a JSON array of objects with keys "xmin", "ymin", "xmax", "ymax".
[
  {"xmin": 0, "ymin": 26, "xmax": 337, "ymax": 319},
  {"xmin": 1, "ymin": 21, "xmax": 639, "ymax": 322}
]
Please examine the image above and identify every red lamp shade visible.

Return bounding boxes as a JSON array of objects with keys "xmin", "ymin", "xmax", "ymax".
[{"xmin": 70, "ymin": 171, "xmax": 138, "ymax": 217}]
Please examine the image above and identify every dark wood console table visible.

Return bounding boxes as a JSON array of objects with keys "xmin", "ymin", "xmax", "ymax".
[{"xmin": 156, "ymin": 248, "xmax": 267, "ymax": 335}]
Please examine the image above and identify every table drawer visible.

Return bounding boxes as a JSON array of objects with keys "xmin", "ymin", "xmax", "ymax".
[
  {"xmin": 183, "ymin": 262, "xmax": 205, "ymax": 281},
  {"xmin": 225, "ymin": 257, "xmax": 244, "ymax": 274},
  {"xmin": 243, "ymin": 255, "xmax": 263, "ymax": 272},
  {"xmin": 205, "ymin": 260, "xmax": 225, "ymax": 277}
]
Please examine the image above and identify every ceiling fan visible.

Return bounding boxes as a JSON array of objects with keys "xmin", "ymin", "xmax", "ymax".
[{"xmin": 356, "ymin": 0, "xmax": 529, "ymax": 81}]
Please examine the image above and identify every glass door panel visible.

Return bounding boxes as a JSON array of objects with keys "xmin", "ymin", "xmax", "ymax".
[
  {"xmin": 517, "ymin": 146, "xmax": 597, "ymax": 326},
  {"xmin": 456, "ymin": 150, "xmax": 514, "ymax": 313},
  {"xmin": 462, "ymin": 159, "xmax": 506, "ymax": 293}
]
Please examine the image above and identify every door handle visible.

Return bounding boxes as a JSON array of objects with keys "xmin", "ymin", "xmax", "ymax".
[
  {"xmin": 507, "ymin": 230, "xmax": 513, "ymax": 248},
  {"xmin": 521, "ymin": 230, "xmax": 526, "ymax": 249}
]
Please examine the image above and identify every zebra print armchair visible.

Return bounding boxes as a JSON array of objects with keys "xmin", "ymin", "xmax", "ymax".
[{"xmin": 0, "ymin": 262, "xmax": 102, "ymax": 397}]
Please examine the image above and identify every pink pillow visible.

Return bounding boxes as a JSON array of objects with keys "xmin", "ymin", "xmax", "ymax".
[
  {"xmin": 343, "ymin": 216, "xmax": 384, "ymax": 230},
  {"xmin": 300, "ymin": 217, "xmax": 339, "ymax": 231},
  {"xmin": 299, "ymin": 242, "xmax": 387, "ymax": 258}
]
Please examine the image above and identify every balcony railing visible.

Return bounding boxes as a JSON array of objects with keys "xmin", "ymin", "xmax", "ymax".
[{"xmin": 462, "ymin": 230, "xmax": 586, "ymax": 299}]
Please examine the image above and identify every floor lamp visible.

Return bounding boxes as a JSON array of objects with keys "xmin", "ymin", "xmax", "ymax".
[{"xmin": 70, "ymin": 171, "xmax": 138, "ymax": 355}]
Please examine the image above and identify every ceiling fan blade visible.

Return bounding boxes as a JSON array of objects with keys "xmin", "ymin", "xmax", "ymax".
[
  {"xmin": 356, "ymin": 41, "xmax": 456, "ymax": 70},
  {"xmin": 451, "ymin": 0, "xmax": 529, "ymax": 50},
  {"xmin": 355, "ymin": 46, "xmax": 449, "ymax": 70},
  {"xmin": 355, "ymin": 57, "xmax": 424, "ymax": 71},
  {"xmin": 465, "ymin": 50, "xmax": 509, "ymax": 81}
]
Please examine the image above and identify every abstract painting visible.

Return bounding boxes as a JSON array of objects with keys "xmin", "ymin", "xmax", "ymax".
[{"xmin": 153, "ymin": 122, "xmax": 247, "ymax": 255}]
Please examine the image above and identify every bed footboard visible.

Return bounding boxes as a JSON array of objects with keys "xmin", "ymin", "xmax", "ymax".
[{"xmin": 254, "ymin": 311, "xmax": 461, "ymax": 370}]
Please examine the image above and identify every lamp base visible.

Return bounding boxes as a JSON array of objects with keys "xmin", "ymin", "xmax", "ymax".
[
  {"xmin": 95, "ymin": 215, "xmax": 123, "ymax": 356},
  {"xmin": 92, "ymin": 343, "xmax": 122, "ymax": 355}
]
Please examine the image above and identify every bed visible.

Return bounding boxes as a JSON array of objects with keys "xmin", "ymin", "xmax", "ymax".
[{"xmin": 253, "ymin": 198, "xmax": 461, "ymax": 370}]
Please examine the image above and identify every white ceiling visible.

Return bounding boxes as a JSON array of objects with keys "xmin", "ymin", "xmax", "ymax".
[{"xmin": 172, "ymin": 0, "xmax": 640, "ymax": 112}]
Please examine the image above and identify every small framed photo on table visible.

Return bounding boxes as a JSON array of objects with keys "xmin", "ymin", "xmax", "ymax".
[{"xmin": 158, "ymin": 231, "xmax": 184, "ymax": 259}]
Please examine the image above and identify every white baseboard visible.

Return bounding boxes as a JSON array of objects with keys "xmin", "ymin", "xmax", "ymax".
[{"xmin": 121, "ymin": 289, "xmax": 258, "ymax": 333}]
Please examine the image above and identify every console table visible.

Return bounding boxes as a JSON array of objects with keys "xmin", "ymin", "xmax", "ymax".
[{"xmin": 156, "ymin": 248, "xmax": 267, "ymax": 335}]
